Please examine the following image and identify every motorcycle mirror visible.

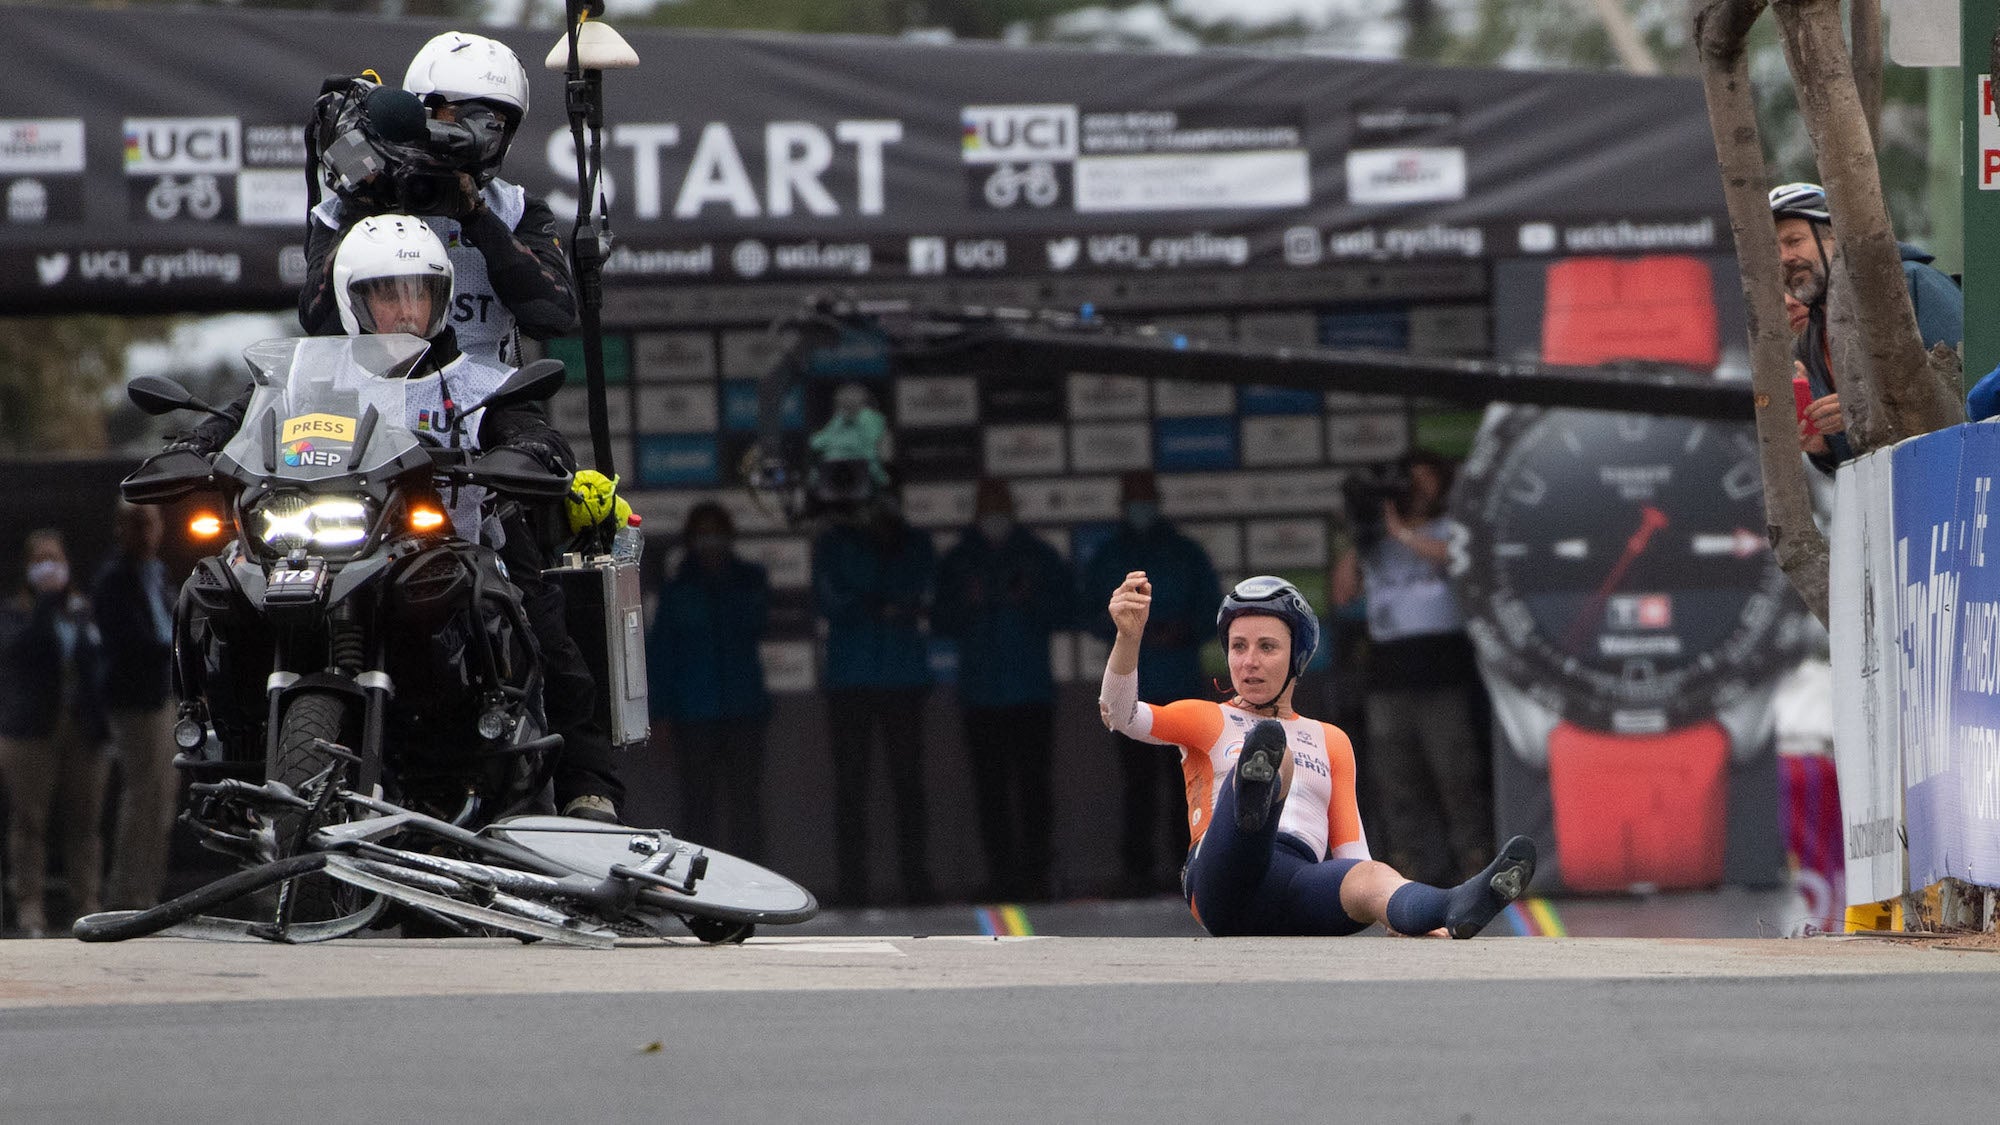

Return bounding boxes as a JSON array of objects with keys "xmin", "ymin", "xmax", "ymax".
[
  {"xmin": 127, "ymin": 374, "xmax": 231, "ymax": 419},
  {"xmin": 465, "ymin": 359, "xmax": 567, "ymax": 417}
]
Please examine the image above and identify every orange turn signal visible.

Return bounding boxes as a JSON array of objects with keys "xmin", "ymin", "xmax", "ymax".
[
  {"xmin": 410, "ymin": 506, "xmax": 447, "ymax": 532},
  {"xmin": 189, "ymin": 513, "xmax": 223, "ymax": 539}
]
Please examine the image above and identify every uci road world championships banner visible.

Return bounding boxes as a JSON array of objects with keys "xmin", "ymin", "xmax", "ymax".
[{"xmin": 0, "ymin": 6, "xmax": 1732, "ymax": 314}]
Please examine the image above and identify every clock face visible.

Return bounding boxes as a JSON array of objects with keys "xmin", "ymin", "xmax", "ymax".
[{"xmin": 1449, "ymin": 407, "xmax": 1794, "ymax": 732}]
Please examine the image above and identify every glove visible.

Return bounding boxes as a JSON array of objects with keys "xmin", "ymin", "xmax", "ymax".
[{"xmin": 565, "ymin": 469, "xmax": 631, "ymax": 536}]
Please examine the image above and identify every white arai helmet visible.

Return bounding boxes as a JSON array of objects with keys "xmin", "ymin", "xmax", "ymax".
[
  {"xmin": 331, "ymin": 214, "xmax": 454, "ymax": 338},
  {"xmin": 403, "ymin": 31, "xmax": 530, "ymax": 122}
]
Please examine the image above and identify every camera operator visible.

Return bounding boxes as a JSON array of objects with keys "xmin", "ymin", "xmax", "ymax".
[
  {"xmin": 301, "ymin": 32, "xmax": 576, "ymax": 366},
  {"xmin": 1330, "ymin": 449, "xmax": 1491, "ymax": 886}
]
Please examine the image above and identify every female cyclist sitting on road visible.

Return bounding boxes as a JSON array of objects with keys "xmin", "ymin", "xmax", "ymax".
[{"xmin": 1099, "ymin": 570, "xmax": 1536, "ymax": 938}]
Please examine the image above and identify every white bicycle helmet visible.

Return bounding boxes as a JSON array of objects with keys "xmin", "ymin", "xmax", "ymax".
[
  {"xmin": 331, "ymin": 214, "xmax": 454, "ymax": 338},
  {"xmin": 403, "ymin": 31, "xmax": 530, "ymax": 122},
  {"xmin": 1769, "ymin": 182, "xmax": 1830, "ymax": 224}
]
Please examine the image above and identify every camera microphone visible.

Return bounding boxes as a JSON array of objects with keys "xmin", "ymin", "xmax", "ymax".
[{"xmin": 363, "ymin": 86, "xmax": 428, "ymax": 144}]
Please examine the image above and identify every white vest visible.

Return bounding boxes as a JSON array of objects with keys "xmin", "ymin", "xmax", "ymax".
[
  {"xmin": 401, "ymin": 354, "xmax": 513, "ymax": 546},
  {"xmin": 313, "ymin": 180, "xmax": 530, "ymax": 367}
]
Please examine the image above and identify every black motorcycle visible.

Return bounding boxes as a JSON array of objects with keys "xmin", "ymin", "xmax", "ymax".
[{"xmin": 98, "ymin": 336, "xmax": 816, "ymax": 945}]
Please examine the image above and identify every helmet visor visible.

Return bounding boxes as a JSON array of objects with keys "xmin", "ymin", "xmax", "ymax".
[{"xmin": 349, "ymin": 274, "xmax": 451, "ymax": 338}]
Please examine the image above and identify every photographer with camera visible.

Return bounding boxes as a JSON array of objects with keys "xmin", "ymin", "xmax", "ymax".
[
  {"xmin": 301, "ymin": 32, "xmax": 575, "ymax": 366},
  {"xmin": 1330, "ymin": 449, "xmax": 1491, "ymax": 887}
]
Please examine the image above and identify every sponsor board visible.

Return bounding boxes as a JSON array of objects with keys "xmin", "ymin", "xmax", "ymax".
[
  {"xmin": 1154, "ymin": 416, "xmax": 1237, "ymax": 471},
  {"xmin": 906, "ymin": 234, "xmax": 1009, "ymax": 275},
  {"xmin": 1078, "ymin": 231, "xmax": 1250, "ymax": 270},
  {"xmin": 1048, "ymin": 631, "xmax": 1078, "ymax": 684},
  {"xmin": 550, "ymin": 385, "xmax": 634, "ymax": 436},
  {"xmin": 1409, "ymin": 304, "xmax": 1489, "ymax": 356},
  {"xmin": 1246, "ymin": 517, "xmax": 1330, "ymax": 569},
  {"xmin": 1241, "ymin": 415, "xmax": 1325, "ymax": 467},
  {"xmin": 1068, "ymin": 421, "xmax": 1153, "ymax": 473},
  {"xmin": 580, "ymin": 117, "xmax": 904, "ymax": 221},
  {"xmin": 1240, "ymin": 385, "xmax": 1322, "ymax": 415},
  {"xmin": 635, "ymin": 433, "xmax": 719, "ymax": 486},
  {"xmin": 1015, "ymin": 476, "xmax": 1120, "ymax": 523},
  {"xmin": 729, "ymin": 237, "xmax": 871, "ymax": 278},
  {"xmin": 1326, "ymin": 412, "xmax": 1411, "ymax": 463},
  {"xmin": 1325, "ymin": 390, "xmax": 1405, "ymax": 411},
  {"xmin": 1183, "ymin": 520, "xmax": 1244, "ymax": 571},
  {"xmin": 0, "ymin": 119, "xmax": 85, "ymax": 174},
  {"xmin": 720, "ymin": 329, "xmax": 790, "ymax": 377},
  {"xmin": 278, "ymin": 245, "xmax": 309, "ymax": 287},
  {"xmin": 896, "ymin": 375, "xmax": 980, "ymax": 427},
  {"xmin": 236, "ymin": 168, "xmax": 307, "ymax": 227},
  {"xmin": 242, "ymin": 124, "xmax": 305, "ymax": 169},
  {"xmin": 896, "ymin": 425, "xmax": 983, "ymax": 480},
  {"xmin": 723, "ymin": 378, "xmax": 803, "ymax": 432},
  {"xmin": 1345, "ymin": 147, "xmax": 1466, "ymax": 207},
  {"xmin": 962, "ymin": 105, "xmax": 1080, "ymax": 164},
  {"xmin": 1034, "ymin": 526, "xmax": 1072, "ymax": 559},
  {"xmin": 1076, "ymin": 150, "xmax": 1308, "ymax": 213},
  {"xmin": 627, "ymin": 487, "xmax": 786, "ymax": 537},
  {"xmin": 130, "ymin": 173, "xmax": 234, "ymax": 223},
  {"xmin": 902, "ymin": 480, "xmax": 977, "ymax": 528},
  {"xmin": 1066, "ymin": 373, "xmax": 1149, "ymax": 420},
  {"xmin": 1161, "ymin": 469, "xmax": 1347, "ymax": 517},
  {"xmin": 634, "ymin": 331, "xmax": 716, "ymax": 381},
  {"xmin": 759, "ymin": 639, "xmax": 817, "ymax": 694},
  {"xmin": 1075, "ymin": 633, "xmax": 1111, "ymax": 682},
  {"xmin": 981, "ymin": 375, "xmax": 1064, "ymax": 422},
  {"xmin": 4, "ymin": 176, "xmax": 82, "ymax": 224},
  {"xmin": 1153, "ymin": 379, "xmax": 1235, "ymax": 418},
  {"xmin": 985, "ymin": 423, "xmax": 1067, "ymax": 476},
  {"xmin": 735, "ymin": 536, "xmax": 811, "ymax": 590},
  {"xmin": 636, "ymin": 383, "xmax": 719, "ymax": 434}
]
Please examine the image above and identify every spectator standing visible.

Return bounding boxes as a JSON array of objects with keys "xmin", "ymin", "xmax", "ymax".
[
  {"xmin": 812, "ymin": 493, "xmax": 937, "ymax": 905},
  {"xmin": 92, "ymin": 502, "xmax": 178, "ymax": 911},
  {"xmin": 0, "ymin": 530, "xmax": 109, "ymax": 937},
  {"xmin": 1770, "ymin": 182, "xmax": 1964, "ymax": 465},
  {"xmin": 647, "ymin": 502, "xmax": 772, "ymax": 860},
  {"xmin": 1332, "ymin": 451, "xmax": 1491, "ymax": 885},
  {"xmin": 1082, "ymin": 471, "xmax": 1221, "ymax": 895},
  {"xmin": 934, "ymin": 480, "xmax": 1075, "ymax": 902}
]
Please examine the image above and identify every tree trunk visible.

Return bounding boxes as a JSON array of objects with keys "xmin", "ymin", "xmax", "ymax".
[{"xmin": 1694, "ymin": 0, "xmax": 1830, "ymax": 623}]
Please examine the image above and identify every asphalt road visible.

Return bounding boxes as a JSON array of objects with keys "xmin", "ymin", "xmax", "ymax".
[{"xmin": 4, "ymin": 933, "xmax": 1996, "ymax": 1123}]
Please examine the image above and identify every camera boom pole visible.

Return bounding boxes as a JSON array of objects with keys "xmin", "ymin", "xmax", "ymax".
[{"xmin": 560, "ymin": 0, "xmax": 617, "ymax": 478}]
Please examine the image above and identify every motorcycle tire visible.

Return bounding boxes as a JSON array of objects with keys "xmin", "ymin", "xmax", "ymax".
[{"xmin": 267, "ymin": 690, "xmax": 359, "ymax": 923}]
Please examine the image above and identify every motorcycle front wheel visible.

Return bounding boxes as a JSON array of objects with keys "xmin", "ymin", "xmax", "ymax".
[{"xmin": 267, "ymin": 690, "xmax": 370, "ymax": 925}]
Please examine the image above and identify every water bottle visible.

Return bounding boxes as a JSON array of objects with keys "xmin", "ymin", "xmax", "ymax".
[{"xmin": 611, "ymin": 512, "xmax": 643, "ymax": 564}]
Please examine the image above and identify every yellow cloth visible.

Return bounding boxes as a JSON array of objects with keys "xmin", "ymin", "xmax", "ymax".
[{"xmin": 565, "ymin": 469, "xmax": 631, "ymax": 534}]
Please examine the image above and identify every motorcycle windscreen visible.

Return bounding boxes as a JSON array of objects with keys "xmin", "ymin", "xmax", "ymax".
[{"xmin": 225, "ymin": 335, "xmax": 432, "ymax": 481}]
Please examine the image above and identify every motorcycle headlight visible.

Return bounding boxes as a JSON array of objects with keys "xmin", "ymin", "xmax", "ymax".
[{"xmin": 248, "ymin": 494, "xmax": 374, "ymax": 556}]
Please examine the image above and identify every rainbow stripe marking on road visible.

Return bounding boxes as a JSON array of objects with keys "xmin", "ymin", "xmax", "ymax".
[
  {"xmin": 975, "ymin": 905, "xmax": 1035, "ymax": 937},
  {"xmin": 1500, "ymin": 898, "xmax": 1566, "ymax": 937}
]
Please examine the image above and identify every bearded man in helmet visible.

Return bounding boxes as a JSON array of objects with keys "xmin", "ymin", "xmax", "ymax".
[
  {"xmin": 300, "ymin": 31, "xmax": 576, "ymax": 367},
  {"xmin": 180, "ymin": 216, "xmax": 625, "ymax": 823}
]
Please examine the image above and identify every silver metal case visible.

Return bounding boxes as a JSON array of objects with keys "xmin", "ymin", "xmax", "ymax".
[{"xmin": 548, "ymin": 554, "xmax": 650, "ymax": 748}]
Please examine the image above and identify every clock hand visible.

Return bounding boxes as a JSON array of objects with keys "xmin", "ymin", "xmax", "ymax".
[{"xmin": 1560, "ymin": 505, "xmax": 1669, "ymax": 654}]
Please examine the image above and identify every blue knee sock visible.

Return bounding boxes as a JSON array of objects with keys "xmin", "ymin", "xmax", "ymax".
[{"xmin": 1385, "ymin": 882, "xmax": 1449, "ymax": 935}]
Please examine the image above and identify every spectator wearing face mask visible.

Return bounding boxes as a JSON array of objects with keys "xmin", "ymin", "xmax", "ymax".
[
  {"xmin": 0, "ymin": 530, "xmax": 110, "ymax": 938},
  {"xmin": 1081, "ymin": 471, "xmax": 1222, "ymax": 896},
  {"xmin": 933, "ymin": 479, "xmax": 1077, "ymax": 902},
  {"xmin": 646, "ymin": 502, "xmax": 772, "ymax": 861}
]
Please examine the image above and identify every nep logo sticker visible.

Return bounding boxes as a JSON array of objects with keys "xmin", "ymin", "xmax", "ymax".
[
  {"xmin": 282, "ymin": 440, "xmax": 343, "ymax": 468},
  {"xmin": 280, "ymin": 413, "xmax": 357, "ymax": 443}
]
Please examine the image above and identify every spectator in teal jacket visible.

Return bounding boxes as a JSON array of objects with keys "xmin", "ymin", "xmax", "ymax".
[
  {"xmin": 648, "ymin": 502, "xmax": 771, "ymax": 860},
  {"xmin": 1080, "ymin": 471, "xmax": 1222, "ymax": 895},
  {"xmin": 811, "ymin": 492, "xmax": 936, "ymax": 905},
  {"xmin": 934, "ymin": 479, "xmax": 1076, "ymax": 901}
]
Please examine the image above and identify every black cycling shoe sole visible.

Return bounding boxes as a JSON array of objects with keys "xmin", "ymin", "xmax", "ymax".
[
  {"xmin": 1447, "ymin": 834, "xmax": 1538, "ymax": 940},
  {"xmin": 1233, "ymin": 719, "xmax": 1288, "ymax": 834}
]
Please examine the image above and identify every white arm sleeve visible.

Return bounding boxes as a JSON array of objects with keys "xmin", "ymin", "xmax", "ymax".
[
  {"xmin": 1330, "ymin": 838, "xmax": 1372, "ymax": 862},
  {"xmin": 1098, "ymin": 665, "xmax": 1166, "ymax": 743}
]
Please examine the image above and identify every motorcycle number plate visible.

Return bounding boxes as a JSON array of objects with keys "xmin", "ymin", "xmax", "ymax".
[{"xmin": 264, "ymin": 559, "xmax": 328, "ymax": 608}]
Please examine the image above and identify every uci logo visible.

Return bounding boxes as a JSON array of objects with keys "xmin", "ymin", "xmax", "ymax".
[
  {"xmin": 123, "ymin": 117, "xmax": 241, "ymax": 174},
  {"xmin": 960, "ymin": 105, "xmax": 1077, "ymax": 164}
]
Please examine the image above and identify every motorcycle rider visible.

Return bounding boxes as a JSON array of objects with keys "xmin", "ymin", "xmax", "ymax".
[
  {"xmin": 178, "ymin": 216, "xmax": 625, "ymax": 823},
  {"xmin": 300, "ymin": 31, "xmax": 575, "ymax": 366}
]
